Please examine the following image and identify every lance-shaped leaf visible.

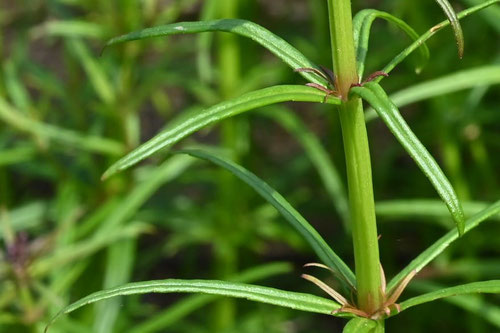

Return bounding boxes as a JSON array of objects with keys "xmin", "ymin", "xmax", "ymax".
[
  {"xmin": 175, "ymin": 149, "xmax": 356, "ymax": 289},
  {"xmin": 381, "ymin": 0, "xmax": 499, "ymax": 77},
  {"xmin": 353, "ymin": 9, "xmax": 430, "ymax": 78},
  {"xmin": 434, "ymin": 0, "xmax": 464, "ymax": 57},
  {"xmin": 104, "ymin": 19, "xmax": 327, "ymax": 86},
  {"xmin": 407, "ymin": 280, "xmax": 500, "ymax": 328},
  {"xmin": 399, "ymin": 280, "xmax": 500, "ymax": 312},
  {"xmin": 45, "ymin": 279, "xmax": 340, "ymax": 331},
  {"xmin": 387, "ymin": 200, "xmax": 500, "ymax": 292},
  {"xmin": 102, "ymin": 85, "xmax": 340, "ymax": 179},
  {"xmin": 351, "ymin": 82, "xmax": 465, "ymax": 235}
]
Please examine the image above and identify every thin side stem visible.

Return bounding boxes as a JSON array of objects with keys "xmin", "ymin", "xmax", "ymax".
[{"xmin": 327, "ymin": 0, "xmax": 383, "ymax": 314}]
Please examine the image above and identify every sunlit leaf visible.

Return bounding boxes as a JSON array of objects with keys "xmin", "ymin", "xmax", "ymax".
[
  {"xmin": 104, "ymin": 19, "xmax": 327, "ymax": 86},
  {"xmin": 128, "ymin": 262, "xmax": 293, "ymax": 333},
  {"xmin": 351, "ymin": 82, "xmax": 465, "ymax": 234},
  {"xmin": 46, "ymin": 279, "xmax": 340, "ymax": 331},
  {"xmin": 102, "ymin": 85, "xmax": 340, "ymax": 180}
]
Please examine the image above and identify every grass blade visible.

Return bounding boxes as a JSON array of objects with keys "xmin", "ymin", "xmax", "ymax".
[
  {"xmin": 353, "ymin": 9, "xmax": 430, "ymax": 77},
  {"xmin": 381, "ymin": 0, "xmax": 499, "ymax": 77},
  {"xmin": 102, "ymin": 85, "xmax": 340, "ymax": 179},
  {"xmin": 104, "ymin": 19, "xmax": 327, "ymax": 86},
  {"xmin": 400, "ymin": 280, "xmax": 500, "ymax": 311},
  {"xmin": 387, "ymin": 200, "xmax": 500, "ymax": 292},
  {"xmin": 175, "ymin": 148, "xmax": 356, "ymax": 289},
  {"xmin": 46, "ymin": 279, "xmax": 340, "ymax": 331},
  {"xmin": 351, "ymin": 82, "xmax": 465, "ymax": 234},
  {"xmin": 434, "ymin": 0, "xmax": 464, "ymax": 57}
]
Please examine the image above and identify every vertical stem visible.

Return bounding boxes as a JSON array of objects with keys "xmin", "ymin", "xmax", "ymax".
[
  {"xmin": 326, "ymin": 0, "xmax": 383, "ymax": 314},
  {"xmin": 213, "ymin": 0, "xmax": 241, "ymax": 330}
]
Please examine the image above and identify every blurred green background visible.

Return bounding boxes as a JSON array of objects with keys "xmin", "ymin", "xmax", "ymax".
[{"xmin": 0, "ymin": 0, "xmax": 499, "ymax": 332}]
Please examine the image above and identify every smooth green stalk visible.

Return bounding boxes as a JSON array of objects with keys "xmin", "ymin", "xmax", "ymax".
[
  {"xmin": 327, "ymin": 0, "xmax": 383, "ymax": 314},
  {"xmin": 214, "ymin": 0, "xmax": 241, "ymax": 330}
]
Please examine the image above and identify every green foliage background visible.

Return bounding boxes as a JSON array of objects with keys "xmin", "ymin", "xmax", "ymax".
[{"xmin": 0, "ymin": 0, "xmax": 499, "ymax": 332}]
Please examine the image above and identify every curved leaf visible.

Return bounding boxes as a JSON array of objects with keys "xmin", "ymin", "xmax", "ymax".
[
  {"xmin": 259, "ymin": 107, "xmax": 350, "ymax": 230},
  {"xmin": 128, "ymin": 262, "xmax": 293, "ymax": 333},
  {"xmin": 353, "ymin": 9, "xmax": 430, "ymax": 78},
  {"xmin": 343, "ymin": 318, "xmax": 382, "ymax": 333},
  {"xmin": 381, "ymin": 0, "xmax": 499, "ymax": 77},
  {"xmin": 46, "ymin": 279, "xmax": 339, "ymax": 331},
  {"xmin": 408, "ymin": 280, "xmax": 500, "ymax": 328},
  {"xmin": 365, "ymin": 65, "xmax": 500, "ymax": 122},
  {"xmin": 102, "ymin": 85, "xmax": 340, "ymax": 179},
  {"xmin": 175, "ymin": 148, "xmax": 356, "ymax": 288},
  {"xmin": 387, "ymin": 200, "xmax": 500, "ymax": 292},
  {"xmin": 400, "ymin": 280, "xmax": 500, "ymax": 311},
  {"xmin": 104, "ymin": 19, "xmax": 327, "ymax": 86},
  {"xmin": 351, "ymin": 82, "xmax": 465, "ymax": 235},
  {"xmin": 434, "ymin": 0, "xmax": 464, "ymax": 58}
]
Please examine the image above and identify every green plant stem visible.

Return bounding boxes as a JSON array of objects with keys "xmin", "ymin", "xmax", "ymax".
[
  {"xmin": 214, "ymin": 0, "xmax": 241, "ymax": 330},
  {"xmin": 327, "ymin": 0, "xmax": 383, "ymax": 314}
]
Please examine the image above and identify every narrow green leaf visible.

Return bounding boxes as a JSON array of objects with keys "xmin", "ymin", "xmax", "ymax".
[
  {"xmin": 129, "ymin": 262, "xmax": 292, "ymax": 333},
  {"xmin": 102, "ymin": 85, "xmax": 340, "ymax": 180},
  {"xmin": 376, "ymin": 199, "xmax": 500, "ymax": 223},
  {"xmin": 351, "ymin": 82, "xmax": 465, "ymax": 234},
  {"xmin": 408, "ymin": 280, "xmax": 500, "ymax": 328},
  {"xmin": 343, "ymin": 318, "xmax": 381, "ymax": 333},
  {"xmin": 400, "ymin": 280, "xmax": 500, "ymax": 311},
  {"xmin": 434, "ymin": 0, "xmax": 464, "ymax": 57},
  {"xmin": 382, "ymin": 0, "xmax": 499, "ymax": 76},
  {"xmin": 104, "ymin": 19, "xmax": 327, "ymax": 86},
  {"xmin": 353, "ymin": 9, "xmax": 430, "ymax": 77},
  {"xmin": 0, "ymin": 97, "xmax": 125, "ymax": 155},
  {"xmin": 365, "ymin": 65, "xmax": 500, "ymax": 122},
  {"xmin": 260, "ymin": 107, "xmax": 350, "ymax": 230},
  {"xmin": 46, "ymin": 279, "xmax": 339, "ymax": 331},
  {"xmin": 175, "ymin": 148, "xmax": 356, "ymax": 288},
  {"xmin": 387, "ymin": 200, "xmax": 500, "ymax": 292}
]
